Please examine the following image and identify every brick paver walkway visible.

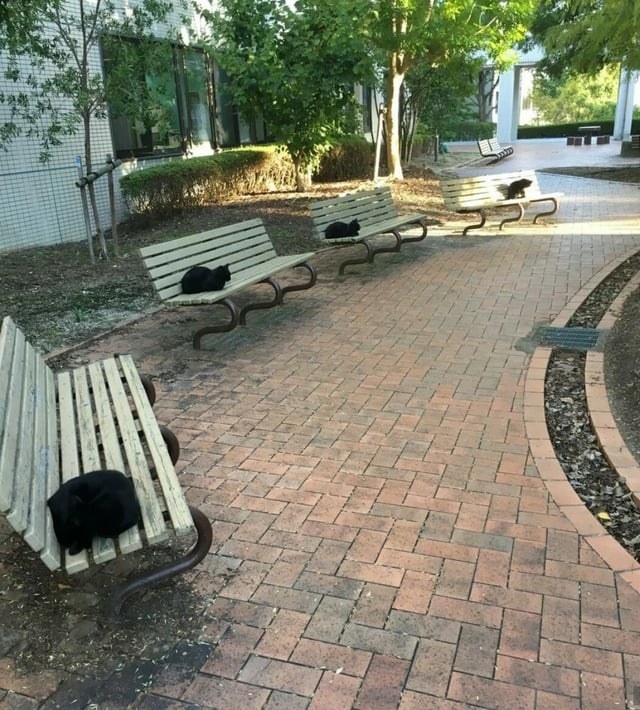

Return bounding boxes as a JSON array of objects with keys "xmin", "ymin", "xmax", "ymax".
[{"xmin": 4, "ymin": 140, "xmax": 640, "ymax": 708}]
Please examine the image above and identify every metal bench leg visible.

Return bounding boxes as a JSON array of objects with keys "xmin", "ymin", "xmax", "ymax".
[
  {"xmin": 398, "ymin": 220, "xmax": 428, "ymax": 246},
  {"xmin": 193, "ymin": 297, "xmax": 241, "ymax": 349},
  {"xmin": 110, "ymin": 505, "xmax": 213, "ymax": 616},
  {"xmin": 370, "ymin": 231, "xmax": 402, "ymax": 259},
  {"xmin": 462, "ymin": 210, "xmax": 487, "ymax": 235},
  {"xmin": 239, "ymin": 277, "xmax": 283, "ymax": 324},
  {"xmin": 280, "ymin": 262, "xmax": 317, "ymax": 297},
  {"xmin": 498, "ymin": 203, "xmax": 525, "ymax": 230},
  {"xmin": 160, "ymin": 425, "xmax": 180, "ymax": 465},
  {"xmin": 338, "ymin": 239, "xmax": 375, "ymax": 275},
  {"xmin": 139, "ymin": 375, "xmax": 156, "ymax": 407},
  {"xmin": 532, "ymin": 198, "xmax": 559, "ymax": 224}
]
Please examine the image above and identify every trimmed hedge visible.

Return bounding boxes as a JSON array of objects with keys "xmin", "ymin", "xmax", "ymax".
[
  {"xmin": 518, "ymin": 120, "xmax": 640, "ymax": 139},
  {"xmin": 313, "ymin": 135, "xmax": 374, "ymax": 182},
  {"xmin": 120, "ymin": 146, "xmax": 296, "ymax": 215}
]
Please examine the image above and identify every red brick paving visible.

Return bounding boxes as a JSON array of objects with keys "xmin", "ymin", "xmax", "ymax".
[{"xmin": 5, "ymin": 153, "xmax": 640, "ymax": 707}]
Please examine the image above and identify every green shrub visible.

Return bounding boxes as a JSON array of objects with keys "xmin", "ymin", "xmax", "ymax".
[
  {"xmin": 120, "ymin": 146, "xmax": 296, "ymax": 215},
  {"xmin": 518, "ymin": 120, "xmax": 640, "ymax": 139},
  {"xmin": 443, "ymin": 120, "xmax": 495, "ymax": 141},
  {"xmin": 313, "ymin": 135, "xmax": 374, "ymax": 182}
]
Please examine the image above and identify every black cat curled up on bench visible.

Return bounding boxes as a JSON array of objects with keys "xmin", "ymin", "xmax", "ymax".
[
  {"xmin": 47, "ymin": 470, "xmax": 141, "ymax": 555},
  {"xmin": 324, "ymin": 219, "xmax": 360, "ymax": 239},
  {"xmin": 181, "ymin": 264, "xmax": 231, "ymax": 294}
]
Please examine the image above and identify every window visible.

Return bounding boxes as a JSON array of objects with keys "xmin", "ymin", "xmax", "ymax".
[{"xmin": 102, "ymin": 37, "xmax": 271, "ymax": 159}]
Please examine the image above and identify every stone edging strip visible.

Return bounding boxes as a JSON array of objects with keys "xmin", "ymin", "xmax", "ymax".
[{"xmin": 525, "ymin": 247, "xmax": 640, "ymax": 589}]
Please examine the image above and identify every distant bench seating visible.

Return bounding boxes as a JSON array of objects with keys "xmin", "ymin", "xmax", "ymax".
[
  {"xmin": 440, "ymin": 170, "xmax": 563, "ymax": 235},
  {"xmin": 477, "ymin": 138, "xmax": 514, "ymax": 164},
  {"xmin": 140, "ymin": 218, "xmax": 317, "ymax": 349},
  {"xmin": 309, "ymin": 185, "xmax": 428, "ymax": 275}
]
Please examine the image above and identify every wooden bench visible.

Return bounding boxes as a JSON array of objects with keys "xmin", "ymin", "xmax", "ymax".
[
  {"xmin": 140, "ymin": 218, "xmax": 317, "ymax": 349},
  {"xmin": 309, "ymin": 185, "xmax": 428, "ymax": 275},
  {"xmin": 477, "ymin": 138, "xmax": 514, "ymax": 164},
  {"xmin": 440, "ymin": 170, "xmax": 563, "ymax": 235},
  {"xmin": 0, "ymin": 315, "xmax": 213, "ymax": 614}
]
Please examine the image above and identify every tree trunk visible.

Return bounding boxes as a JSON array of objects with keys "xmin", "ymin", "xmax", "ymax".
[
  {"xmin": 294, "ymin": 158, "xmax": 312, "ymax": 192},
  {"xmin": 385, "ymin": 57, "xmax": 405, "ymax": 180}
]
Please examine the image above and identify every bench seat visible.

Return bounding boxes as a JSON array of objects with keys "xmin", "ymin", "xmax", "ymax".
[
  {"xmin": 140, "ymin": 218, "xmax": 317, "ymax": 348},
  {"xmin": 477, "ymin": 138, "xmax": 514, "ymax": 164},
  {"xmin": 440, "ymin": 170, "xmax": 563, "ymax": 234},
  {"xmin": 0, "ymin": 315, "xmax": 212, "ymax": 613},
  {"xmin": 309, "ymin": 186, "xmax": 428, "ymax": 274}
]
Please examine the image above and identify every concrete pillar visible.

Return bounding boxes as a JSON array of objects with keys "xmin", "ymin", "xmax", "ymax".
[
  {"xmin": 614, "ymin": 68, "xmax": 639, "ymax": 140},
  {"xmin": 496, "ymin": 67, "xmax": 520, "ymax": 143}
]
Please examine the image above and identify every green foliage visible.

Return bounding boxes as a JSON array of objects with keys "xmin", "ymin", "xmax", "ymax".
[
  {"xmin": 198, "ymin": 0, "xmax": 373, "ymax": 190},
  {"xmin": 530, "ymin": 67, "xmax": 619, "ymax": 125},
  {"xmin": 313, "ymin": 135, "xmax": 374, "ymax": 182},
  {"xmin": 120, "ymin": 147, "xmax": 296, "ymax": 215},
  {"xmin": 527, "ymin": 0, "xmax": 640, "ymax": 77}
]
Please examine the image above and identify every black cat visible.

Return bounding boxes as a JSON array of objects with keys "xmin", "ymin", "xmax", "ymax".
[
  {"xmin": 181, "ymin": 264, "xmax": 231, "ymax": 294},
  {"xmin": 47, "ymin": 470, "xmax": 141, "ymax": 555},
  {"xmin": 506, "ymin": 178, "xmax": 533, "ymax": 199},
  {"xmin": 324, "ymin": 219, "xmax": 360, "ymax": 239}
]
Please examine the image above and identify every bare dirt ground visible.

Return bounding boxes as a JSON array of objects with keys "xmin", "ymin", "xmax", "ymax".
[{"xmin": 1, "ymin": 153, "xmax": 639, "ymax": 703}]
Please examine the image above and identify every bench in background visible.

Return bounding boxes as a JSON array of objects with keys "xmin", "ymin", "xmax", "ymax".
[
  {"xmin": 140, "ymin": 218, "xmax": 317, "ymax": 349},
  {"xmin": 440, "ymin": 170, "xmax": 563, "ymax": 235},
  {"xmin": 309, "ymin": 185, "xmax": 428, "ymax": 275},
  {"xmin": 477, "ymin": 138, "xmax": 514, "ymax": 164},
  {"xmin": 0, "ymin": 315, "xmax": 213, "ymax": 614}
]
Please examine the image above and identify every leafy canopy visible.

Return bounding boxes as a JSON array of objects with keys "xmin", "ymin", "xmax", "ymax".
[{"xmin": 199, "ymin": 0, "xmax": 374, "ymax": 186}]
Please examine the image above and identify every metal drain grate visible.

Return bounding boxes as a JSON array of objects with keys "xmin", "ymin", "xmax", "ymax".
[{"xmin": 538, "ymin": 326, "xmax": 603, "ymax": 350}]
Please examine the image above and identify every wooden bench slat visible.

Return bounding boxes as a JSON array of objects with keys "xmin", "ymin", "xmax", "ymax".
[
  {"xmin": 100, "ymin": 358, "xmax": 169, "ymax": 545},
  {"xmin": 86, "ymin": 361, "xmax": 143, "ymax": 558},
  {"xmin": 56, "ymin": 371, "xmax": 90, "ymax": 573},
  {"xmin": 23, "ymin": 363, "xmax": 57, "ymax": 553},
  {"xmin": 119, "ymin": 355, "xmax": 193, "ymax": 535},
  {"xmin": 72, "ymin": 365, "xmax": 119, "ymax": 565},
  {"xmin": 6, "ymin": 344, "xmax": 38, "ymax": 533},
  {"xmin": 0, "ymin": 317, "xmax": 21, "ymax": 512}
]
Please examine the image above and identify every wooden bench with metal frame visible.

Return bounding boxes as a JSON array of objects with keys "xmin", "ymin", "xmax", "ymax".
[
  {"xmin": 309, "ymin": 185, "xmax": 429, "ymax": 275},
  {"xmin": 140, "ymin": 218, "xmax": 317, "ymax": 349},
  {"xmin": 477, "ymin": 138, "xmax": 514, "ymax": 164},
  {"xmin": 440, "ymin": 170, "xmax": 563, "ymax": 235},
  {"xmin": 0, "ymin": 315, "xmax": 213, "ymax": 615}
]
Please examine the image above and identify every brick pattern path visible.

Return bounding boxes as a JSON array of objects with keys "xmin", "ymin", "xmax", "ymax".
[{"xmin": 4, "ymin": 160, "xmax": 640, "ymax": 708}]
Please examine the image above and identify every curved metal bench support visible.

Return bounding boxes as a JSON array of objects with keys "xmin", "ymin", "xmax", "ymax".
[
  {"xmin": 160, "ymin": 425, "xmax": 180, "ymax": 465},
  {"xmin": 139, "ymin": 375, "xmax": 156, "ymax": 407},
  {"xmin": 398, "ymin": 220, "xmax": 428, "ymax": 246},
  {"xmin": 498, "ymin": 203, "xmax": 525, "ymax": 230},
  {"xmin": 280, "ymin": 262, "xmax": 317, "ymax": 296},
  {"xmin": 532, "ymin": 197, "xmax": 559, "ymax": 223},
  {"xmin": 239, "ymin": 277, "xmax": 283, "ymax": 325},
  {"xmin": 193, "ymin": 297, "xmax": 241, "ymax": 349},
  {"xmin": 338, "ymin": 240, "xmax": 375, "ymax": 275},
  {"xmin": 110, "ymin": 505, "xmax": 213, "ymax": 616},
  {"xmin": 462, "ymin": 210, "xmax": 488, "ymax": 236}
]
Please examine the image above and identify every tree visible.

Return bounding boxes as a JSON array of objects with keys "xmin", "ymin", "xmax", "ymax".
[
  {"xmin": 368, "ymin": 0, "xmax": 536, "ymax": 179},
  {"xmin": 0, "ymin": 0, "xmax": 175, "ymax": 259},
  {"xmin": 530, "ymin": 66, "xmax": 619, "ymax": 124},
  {"xmin": 199, "ymin": 0, "xmax": 373, "ymax": 191},
  {"xmin": 528, "ymin": 0, "xmax": 640, "ymax": 77}
]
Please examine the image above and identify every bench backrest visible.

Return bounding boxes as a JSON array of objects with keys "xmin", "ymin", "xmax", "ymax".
[
  {"xmin": 139, "ymin": 218, "xmax": 280, "ymax": 301},
  {"xmin": 0, "ymin": 316, "xmax": 58, "ymax": 554},
  {"xmin": 440, "ymin": 170, "xmax": 542, "ymax": 210},
  {"xmin": 309, "ymin": 186, "xmax": 399, "ymax": 238},
  {"xmin": 477, "ymin": 139, "xmax": 492, "ymax": 156}
]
